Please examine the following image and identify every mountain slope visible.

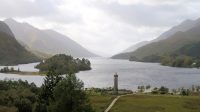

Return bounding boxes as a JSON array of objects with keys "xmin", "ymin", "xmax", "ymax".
[
  {"xmin": 112, "ymin": 52, "xmax": 132, "ymax": 59},
  {"xmin": 129, "ymin": 23, "xmax": 200, "ymax": 61},
  {"xmin": 112, "ymin": 41, "xmax": 149, "ymax": 59},
  {"xmin": 4, "ymin": 18, "xmax": 97, "ymax": 57},
  {"xmin": 177, "ymin": 42, "xmax": 200, "ymax": 57},
  {"xmin": 123, "ymin": 41, "xmax": 149, "ymax": 53},
  {"xmin": 154, "ymin": 19, "xmax": 200, "ymax": 42},
  {"xmin": 112, "ymin": 18, "xmax": 200, "ymax": 59},
  {"xmin": 0, "ymin": 21, "xmax": 40, "ymax": 65}
]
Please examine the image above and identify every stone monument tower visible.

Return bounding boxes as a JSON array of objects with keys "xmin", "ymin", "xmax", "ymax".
[{"xmin": 114, "ymin": 73, "xmax": 118, "ymax": 95}]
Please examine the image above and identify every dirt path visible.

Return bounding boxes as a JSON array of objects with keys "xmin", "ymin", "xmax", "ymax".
[
  {"xmin": 104, "ymin": 94, "xmax": 133, "ymax": 112},
  {"xmin": 104, "ymin": 96, "xmax": 121, "ymax": 112}
]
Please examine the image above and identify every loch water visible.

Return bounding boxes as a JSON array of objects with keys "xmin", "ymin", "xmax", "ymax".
[{"xmin": 1, "ymin": 58, "xmax": 200, "ymax": 90}]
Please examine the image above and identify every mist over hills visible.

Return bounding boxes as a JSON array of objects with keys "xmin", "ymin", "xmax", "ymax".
[
  {"xmin": 0, "ymin": 21, "xmax": 40, "ymax": 65},
  {"xmin": 131, "ymin": 25, "xmax": 200, "ymax": 60},
  {"xmin": 112, "ymin": 18, "xmax": 200, "ymax": 60},
  {"xmin": 123, "ymin": 41, "xmax": 149, "ymax": 53},
  {"xmin": 4, "ymin": 18, "xmax": 97, "ymax": 57},
  {"xmin": 153, "ymin": 18, "xmax": 200, "ymax": 42},
  {"xmin": 112, "ymin": 41, "xmax": 149, "ymax": 59}
]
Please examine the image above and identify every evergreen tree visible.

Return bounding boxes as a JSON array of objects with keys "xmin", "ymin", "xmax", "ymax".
[
  {"xmin": 36, "ymin": 66, "xmax": 62, "ymax": 112},
  {"xmin": 48, "ymin": 74, "xmax": 94, "ymax": 112}
]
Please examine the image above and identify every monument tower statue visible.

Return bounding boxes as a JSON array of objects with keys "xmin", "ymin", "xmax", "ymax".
[{"xmin": 114, "ymin": 73, "xmax": 118, "ymax": 95}]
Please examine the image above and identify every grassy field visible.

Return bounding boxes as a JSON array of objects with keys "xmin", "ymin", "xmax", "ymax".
[
  {"xmin": 89, "ymin": 95, "xmax": 115, "ymax": 112},
  {"xmin": 3, "ymin": 71, "xmax": 45, "ymax": 76},
  {"xmin": 110, "ymin": 95, "xmax": 200, "ymax": 112},
  {"xmin": 0, "ymin": 106, "xmax": 17, "ymax": 112}
]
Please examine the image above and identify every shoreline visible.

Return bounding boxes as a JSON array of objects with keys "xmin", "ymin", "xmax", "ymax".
[{"xmin": 0, "ymin": 71, "xmax": 45, "ymax": 76}]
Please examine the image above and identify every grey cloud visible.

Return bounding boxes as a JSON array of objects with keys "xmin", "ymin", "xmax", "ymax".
[
  {"xmin": 94, "ymin": 1, "xmax": 200, "ymax": 27},
  {"xmin": 0, "ymin": 0, "xmax": 82, "ymax": 24},
  {"xmin": 0, "ymin": 0, "xmax": 58, "ymax": 17},
  {"xmin": 1, "ymin": 0, "xmax": 200, "ymax": 56},
  {"xmin": 45, "ymin": 12, "xmax": 83, "ymax": 25}
]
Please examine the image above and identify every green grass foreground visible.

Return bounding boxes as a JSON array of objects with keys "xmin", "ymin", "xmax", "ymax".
[
  {"xmin": 110, "ymin": 95, "xmax": 200, "ymax": 112},
  {"xmin": 3, "ymin": 71, "xmax": 45, "ymax": 76},
  {"xmin": 0, "ymin": 106, "xmax": 17, "ymax": 112},
  {"xmin": 89, "ymin": 95, "xmax": 115, "ymax": 112}
]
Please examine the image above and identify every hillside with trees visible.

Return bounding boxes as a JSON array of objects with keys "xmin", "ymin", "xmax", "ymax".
[
  {"xmin": 112, "ymin": 18, "xmax": 200, "ymax": 68},
  {"xmin": 112, "ymin": 18, "xmax": 200, "ymax": 61},
  {"xmin": 129, "ymin": 24, "xmax": 200, "ymax": 60},
  {"xmin": 159, "ymin": 41, "xmax": 200, "ymax": 68}
]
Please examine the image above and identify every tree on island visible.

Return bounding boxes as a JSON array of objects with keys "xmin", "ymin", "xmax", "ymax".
[
  {"xmin": 35, "ymin": 54, "xmax": 91, "ymax": 74},
  {"xmin": 0, "ymin": 67, "xmax": 20, "ymax": 73}
]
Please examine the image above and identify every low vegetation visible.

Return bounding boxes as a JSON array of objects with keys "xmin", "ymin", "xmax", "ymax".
[
  {"xmin": 161, "ymin": 55, "xmax": 200, "ymax": 68},
  {"xmin": 86, "ymin": 87, "xmax": 132, "ymax": 96},
  {"xmin": 0, "ymin": 80, "xmax": 39, "ymax": 112},
  {"xmin": 137, "ymin": 85, "xmax": 200, "ymax": 96}
]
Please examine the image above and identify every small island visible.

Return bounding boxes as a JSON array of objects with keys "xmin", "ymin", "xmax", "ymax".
[
  {"xmin": 35, "ymin": 54, "xmax": 91, "ymax": 74},
  {"xmin": 0, "ymin": 54, "xmax": 92, "ymax": 75}
]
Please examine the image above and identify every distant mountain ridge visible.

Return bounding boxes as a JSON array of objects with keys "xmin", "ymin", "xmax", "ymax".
[
  {"xmin": 112, "ymin": 41, "xmax": 149, "ymax": 59},
  {"xmin": 4, "ymin": 18, "xmax": 97, "ymax": 57},
  {"xmin": 153, "ymin": 19, "xmax": 200, "ymax": 42},
  {"xmin": 131, "ymin": 24, "xmax": 200, "ymax": 61},
  {"xmin": 112, "ymin": 18, "xmax": 200, "ymax": 59},
  {"xmin": 0, "ymin": 21, "xmax": 40, "ymax": 65},
  {"xmin": 123, "ymin": 41, "xmax": 149, "ymax": 53}
]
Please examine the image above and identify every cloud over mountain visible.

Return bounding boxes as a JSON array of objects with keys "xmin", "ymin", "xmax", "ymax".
[{"xmin": 0, "ymin": 0, "xmax": 200, "ymax": 56}]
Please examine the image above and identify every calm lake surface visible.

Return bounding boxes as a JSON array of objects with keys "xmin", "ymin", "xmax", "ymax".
[{"xmin": 0, "ymin": 58, "xmax": 200, "ymax": 90}]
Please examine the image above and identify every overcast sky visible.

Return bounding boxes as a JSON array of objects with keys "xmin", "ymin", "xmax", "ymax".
[{"xmin": 0, "ymin": 0, "xmax": 200, "ymax": 56}]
